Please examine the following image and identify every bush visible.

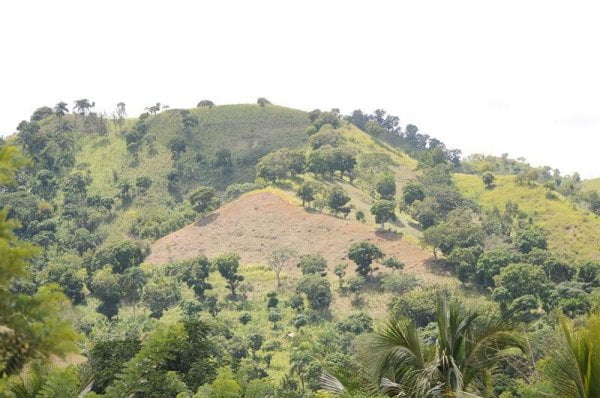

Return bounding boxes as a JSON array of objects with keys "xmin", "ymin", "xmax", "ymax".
[
  {"xmin": 336, "ymin": 313, "xmax": 373, "ymax": 334},
  {"xmin": 381, "ymin": 273, "xmax": 420, "ymax": 294},
  {"xmin": 389, "ymin": 288, "xmax": 443, "ymax": 327}
]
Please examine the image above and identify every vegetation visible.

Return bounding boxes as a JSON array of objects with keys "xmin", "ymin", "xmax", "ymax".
[{"xmin": 2, "ymin": 100, "xmax": 600, "ymax": 397}]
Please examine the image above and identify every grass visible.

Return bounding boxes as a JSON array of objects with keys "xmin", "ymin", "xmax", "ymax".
[
  {"xmin": 455, "ymin": 173, "xmax": 600, "ymax": 260},
  {"xmin": 72, "ymin": 104, "xmax": 310, "ymax": 241},
  {"xmin": 582, "ymin": 177, "xmax": 600, "ymax": 192}
]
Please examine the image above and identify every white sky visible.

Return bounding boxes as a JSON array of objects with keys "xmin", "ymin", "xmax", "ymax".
[{"xmin": 1, "ymin": 0, "xmax": 599, "ymax": 177}]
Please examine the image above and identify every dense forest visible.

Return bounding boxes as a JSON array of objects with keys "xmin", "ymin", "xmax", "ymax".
[{"xmin": 1, "ymin": 99, "xmax": 600, "ymax": 397}]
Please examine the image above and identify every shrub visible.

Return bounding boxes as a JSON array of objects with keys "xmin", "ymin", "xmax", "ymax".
[{"xmin": 381, "ymin": 273, "xmax": 420, "ymax": 294}]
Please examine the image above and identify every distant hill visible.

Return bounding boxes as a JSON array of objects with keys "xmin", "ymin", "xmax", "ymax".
[
  {"xmin": 582, "ymin": 177, "xmax": 600, "ymax": 192},
  {"xmin": 455, "ymin": 173, "xmax": 600, "ymax": 260}
]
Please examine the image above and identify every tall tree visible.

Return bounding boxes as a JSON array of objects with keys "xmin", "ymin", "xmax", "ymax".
[
  {"xmin": 268, "ymin": 247, "xmax": 296, "ymax": 288},
  {"xmin": 214, "ymin": 253, "xmax": 244, "ymax": 298},
  {"xmin": 73, "ymin": 98, "xmax": 94, "ymax": 115},
  {"xmin": 348, "ymin": 241, "xmax": 384, "ymax": 277},
  {"xmin": 0, "ymin": 147, "xmax": 78, "ymax": 391},
  {"xmin": 53, "ymin": 101, "xmax": 69, "ymax": 117}
]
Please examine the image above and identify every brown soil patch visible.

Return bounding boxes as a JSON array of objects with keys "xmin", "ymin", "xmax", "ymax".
[{"xmin": 147, "ymin": 192, "xmax": 438, "ymax": 280}]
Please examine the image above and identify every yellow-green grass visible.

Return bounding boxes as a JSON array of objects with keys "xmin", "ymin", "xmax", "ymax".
[
  {"xmin": 71, "ymin": 104, "xmax": 310, "ymax": 240},
  {"xmin": 455, "ymin": 173, "xmax": 600, "ymax": 260},
  {"xmin": 582, "ymin": 177, "xmax": 600, "ymax": 192}
]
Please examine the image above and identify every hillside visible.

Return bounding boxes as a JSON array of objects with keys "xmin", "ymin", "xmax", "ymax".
[
  {"xmin": 3, "ymin": 101, "xmax": 599, "ymax": 397},
  {"xmin": 583, "ymin": 177, "xmax": 600, "ymax": 192},
  {"xmin": 71, "ymin": 104, "xmax": 310, "ymax": 239},
  {"xmin": 147, "ymin": 189, "xmax": 439, "ymax": 281},
  {"xmin": 455, "ymin": 173, "xmax": 600, "ymax": 260}
]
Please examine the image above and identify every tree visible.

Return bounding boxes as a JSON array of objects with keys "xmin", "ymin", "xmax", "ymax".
[
  {"xmin": 370, "ymin": 199, "xmax": 397, "ymax": 229},
  {"xmin": 167, "ymin": 136, "xmax": 187, "ymax": 160},
  {"xmin": 189, "ymin": 186, "xmax": 219, "ymax": 214},
  {"xmin": 214, "ymin": 148, "xmax": 233, "ymax": 171},
  {"xmin": 296, "ymin": 275, "xmax": 332, "ymax": 311},
  {"xmin": 239, "ymin": 313, "xmax": 252, "ymax": 325},
  {"xmin": 266, "ymin": 291, "xmax": 279, "ymax": 308},
  {"xmin": 90, "ymin": 267, "xmax": 121, "ymax": 318},
  {"xmin": 401, "ymin": 181, "xmax": 425, "ymax": 206},
  {"xmin": 197, "ymin": 100, "xmax": 215, "ymax": 108},
  {"xmin": 543, "ymin": 255, "xmax": 576, "ymax": 284},
  {"xmin": 366, "ymin": 298, "xmax": 527, "ymax": 397},
  {"xmin": 248, "ymin": 332, "xmax": 264, "ymax": 359},
  {"xmin": 382, "ymin": 256, "xmax": 404, "ymax": 273},
  {"xmin": 268, "ymin": 247, "xmax": 296, "ymax": 288},
  {"xmin": 257, "ymin": 97, "xmax": 271, "ymax": 107},
  {"xmin": 578, "ymin": 261, "xmax": 600, "ymax": 287},
  {"xmin": 376, "ymin": 174, "xmax": 396, "ymax": 199},
  {"xmin": 214, "ymin": 253, "xmax": 244, "ymax": 298},
  {"xmin": 334, "ymin": 263, "xmax": 347, "ymax": 288},
  {"xmin": 88, "ymin": 339, "xmax": 141, "ymax": 393},
  {"xmin": 37, "ymin": 257, "xmax": 86, "ymax": 304},
  {"xmin": 541, "ymin": 314, "xmax": 600, "ymax": 398},
  {"xmin": 135, "ymin": 176, "xmax": 152, "ymax": 193},
  {"xmin": 145, "ymin": 102, "xmax": 161, "ymax": 115},
  {"xmin": 296, "ymin": 254, "xmax": 327, "ymax": 275},
  {"xmin": 73, "ymin": 98, "xmax": 94, "ymax": 115},
  {"xmin": 326, "ymin": 187, "xmax": 350, "ymax": 215},
  {"xmin": 493, "ymin": 263, "xmax": 551, "ymax": 303},
  {"xmin": 348, "ymin": 241, "xmax": 384, "ymax": 277},
  {"xmin": 482, "ymin": 171, "xmax": 496, "ymax": 189},
  {"xmin": 120, "ymin": 266, "xmax": 147, "ymax": 310},
  {"xmin": 116, "ymin": 102, "xmax": 127, "ymax": 120},
  {"xmin": 142, "ymin": 277, "xmax": 182, "ymax": 318},
  {"xmin": 180, "ymin": 256, "xmax": 213, "ymax": 298},
  {"xmin": 355, "ymin": 210, "xmax": 365, "ymax": 223},
  {"xmin": 514, "ymin": 226, "xmax": 548, "ymax": 253},
  {"xmin": 53, "ymin": 102, "xmax": 69, "ymax": 117},
  {"xmin": 268, "ymin": 309, "xmax": 282, "ymax": 329},
  {"xmin": 421, "ymin": 209, "xmax": 484, "ymax": 259},
  {"xmin": 296, "ymin": 182, "xmax": 315, "ymax": 207},
  {"xmin": 106, "ymin": 321, "xmax": 216, "ymax": 396},
  {"xmin": 475, "ymin": 247, "xmax": 522, "ymax": 288},
  {"xmin": 0, "ymin": 196, "xmax": 78, "ymax": 389},
  {"xmin": 91, "ymin": 240, "xmax": 147, "ymax": 274},
  {"xmin": 31, "ymin": 106, "xmax": 54, "ymax": 121}
]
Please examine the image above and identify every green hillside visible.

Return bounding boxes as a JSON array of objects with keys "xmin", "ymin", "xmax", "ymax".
[
  {"xmin": 70, "ymin": 104, "xmax": 310, "ymax": 239},
  {"xmin": 583, "ymin": 177, "xmax": 600, "ymax": 192},
  {"xmin": 455, "ymin": 173, "xmax": 600, "ymax": 260},
  {"xmin": 3, "ymin": 102, "xmax": 600, "ymax": 397}
]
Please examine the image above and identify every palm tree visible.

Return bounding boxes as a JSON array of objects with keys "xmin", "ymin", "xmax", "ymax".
[
  {"xmin": 541, "ymin": 314, "xmax": 600, "ymax": 398},
  {"xmin": 73, "ymin": 98, "xmax": 94, "ymax": 115},
  {"xmin": 365, "ymin": 298, "xmax": 527, "ymax": 397},
  {"xmin": 53, "ymin": 101, "xmax": 69, "ymax": 117}
]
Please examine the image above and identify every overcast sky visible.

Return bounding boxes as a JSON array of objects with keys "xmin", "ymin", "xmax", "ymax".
[{"xmin": 1, "ymin": 0, "xmax": 599, "ymax": 177}]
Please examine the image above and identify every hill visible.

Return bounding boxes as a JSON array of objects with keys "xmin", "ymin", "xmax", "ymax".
[
  {"xmin": 70, "ymin": 104, "xmax": 310, "ymax": 239},
  {"xmin": 455, "ymin": 173, "xmax": 600, "ymax": 260},
  {"xmin": 582, "ymin": 177, "xmax": 600, "ymax": 192}
]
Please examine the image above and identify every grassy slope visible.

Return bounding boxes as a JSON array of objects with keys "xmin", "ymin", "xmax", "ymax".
[
  {"xmin": 74, "ymin": 104, "xmax": 310, "ymax": 240},
  {"xmin": 582, "ymin": 177, "xmax": 600, "ymax": 192},
  {"xmin": 455, "ymin": 173, "xmax": 600, "ymax": 260}
]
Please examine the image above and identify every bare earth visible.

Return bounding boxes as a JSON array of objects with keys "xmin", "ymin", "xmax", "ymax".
[{"xmin": 147, "ymin": 192, "xmax": 439, "ymax": 279}]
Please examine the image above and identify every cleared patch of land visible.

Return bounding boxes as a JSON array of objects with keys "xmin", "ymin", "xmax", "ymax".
[{"xmin": 147, "ymin": 191, "xmax": 439, "ymax": 280}]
